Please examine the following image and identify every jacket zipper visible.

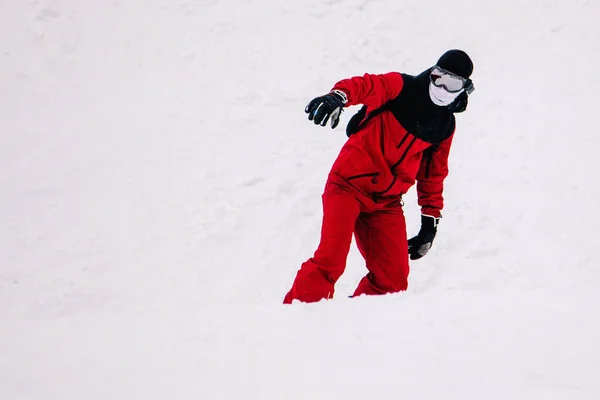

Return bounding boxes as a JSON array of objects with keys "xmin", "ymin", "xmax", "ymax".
[
  {"xmin": 392, "ymin": 136, "xmax": 417, "ymax": 170},
  {"xmin": 396, "ymin": 133, "xmax": 410, "ymax": 149},
  {"xmin": 374, "ymin": 136, "xmax": 417, "ymax": 196}
]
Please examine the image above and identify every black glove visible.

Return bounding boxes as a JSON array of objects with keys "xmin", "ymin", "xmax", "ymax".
[
  {"xmin": 408, "ymin": 215, "xmax": 440, "ymax": 260},
  {"xmin": 305, "ymin": 90, "xmax": 347, "ymax": 129}
]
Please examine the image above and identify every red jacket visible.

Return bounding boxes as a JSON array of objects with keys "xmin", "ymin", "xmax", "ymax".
[{"xmin": 328, "ymin": 72, "xmax": 455, "ymax": 218}]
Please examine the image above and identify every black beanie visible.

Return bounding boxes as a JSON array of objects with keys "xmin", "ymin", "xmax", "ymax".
[{"xmin": 437, "ymin": 49, "xmax": 473, "ymax": 79}]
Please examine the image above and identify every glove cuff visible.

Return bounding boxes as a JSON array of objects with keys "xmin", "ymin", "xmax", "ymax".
[
  {"xmin": 421, "ymin": 214, "xmax": 440, "ymax": 230},
  {"xmin": 330, "ymin": 89, "xmax": 348, "ymax": 105}
]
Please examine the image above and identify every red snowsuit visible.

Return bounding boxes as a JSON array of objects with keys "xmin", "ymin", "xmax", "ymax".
[{"xmin": 283, "ymin": 71, "xmax": 454, "ymax": 303}]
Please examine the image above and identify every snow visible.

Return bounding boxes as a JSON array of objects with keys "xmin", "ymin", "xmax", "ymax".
[{"xmin": 1, "ymin": 0, "xmax": 599, "ymax": 399}]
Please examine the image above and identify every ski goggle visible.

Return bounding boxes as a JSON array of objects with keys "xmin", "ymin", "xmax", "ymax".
[{"xmin": 430, "ymin": 66, "xmax": 475, "ymax": 94}]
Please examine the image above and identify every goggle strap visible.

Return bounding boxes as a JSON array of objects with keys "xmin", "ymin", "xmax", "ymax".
[{"xmin": 464, "ymin": 79, "xmax": 475, "ymax": 94}]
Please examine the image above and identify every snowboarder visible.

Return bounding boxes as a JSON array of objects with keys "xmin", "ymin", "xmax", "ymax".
[{"xmin": 283, "ymin": 49, "xmax": 475, "ymax": 304}]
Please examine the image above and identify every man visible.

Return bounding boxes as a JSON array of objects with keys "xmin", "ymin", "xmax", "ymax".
[{"xmin": 283, "ymin": 49, "xmax": 475, "ymax": 304}]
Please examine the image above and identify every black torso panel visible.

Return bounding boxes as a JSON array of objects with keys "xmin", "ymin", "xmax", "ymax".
[
  {"xmin": 388, "ymin": 70, "xmax": 455, "ymax": 144},
  {"xmin": 346, "ymin": 69, "xmax": 456, "ymax": 144}
]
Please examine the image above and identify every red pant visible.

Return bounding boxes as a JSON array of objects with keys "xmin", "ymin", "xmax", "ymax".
[{"xmin": 283, "ymin": 175, "xmax": 409, "ymax": 304}]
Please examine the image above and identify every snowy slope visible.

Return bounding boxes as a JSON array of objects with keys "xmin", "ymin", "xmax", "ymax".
[{"xmin": 1, "ymin": 0, "xmax": 600, "ymax": 399}]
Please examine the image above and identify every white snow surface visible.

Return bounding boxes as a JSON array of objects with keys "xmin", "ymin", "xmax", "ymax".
[{"xmin": 2, "ymin": 0, "xmax": 600, "ymax": 399}]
